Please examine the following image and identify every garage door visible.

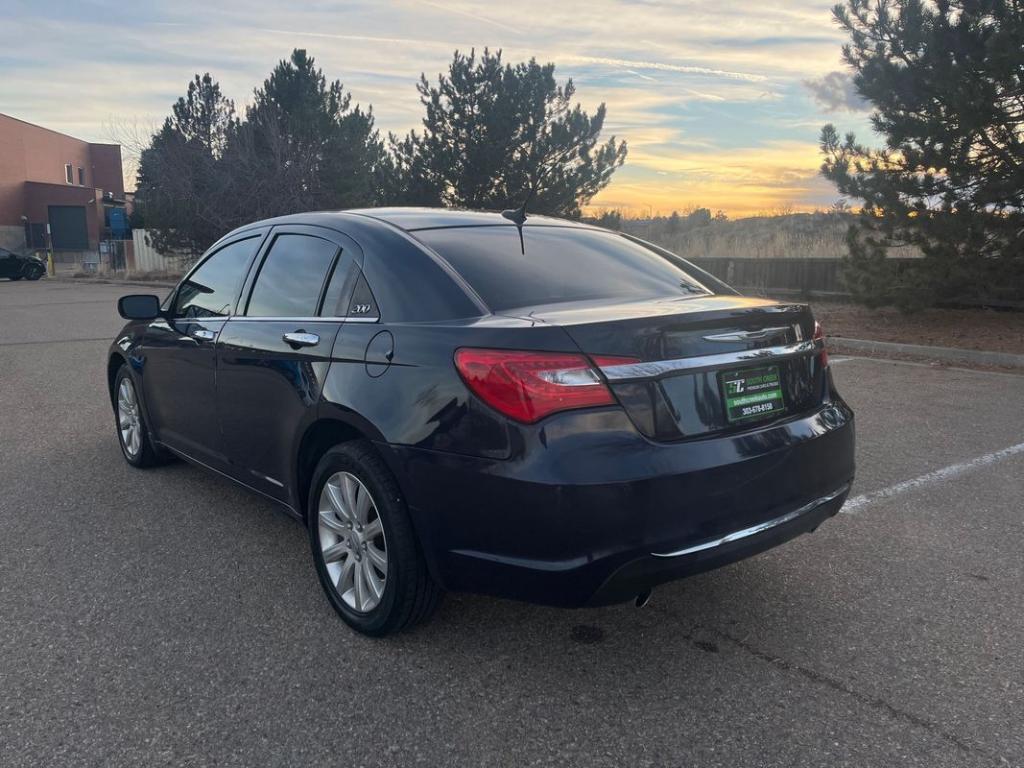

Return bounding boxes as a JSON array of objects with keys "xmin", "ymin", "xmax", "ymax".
[{"xmin": 48, "ymin": 206, "xmax": 89, "ymax": 250}]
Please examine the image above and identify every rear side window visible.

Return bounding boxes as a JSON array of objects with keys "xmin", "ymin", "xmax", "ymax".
[
  {"xmin": 246, "ymin": 234, "xmax": 339, "ymax": 317},
  {"xmin": 175, "ymin": 237, "xmax": 259, "ymax": 318},
  {"xmin": 415, "ymin": 226, "xmax": 710, "ymax": 312}
]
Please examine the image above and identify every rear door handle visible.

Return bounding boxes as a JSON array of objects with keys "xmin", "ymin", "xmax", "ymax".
[
  {"xmin": 191, "ymin": 329, "xmax": 216, "ymax": 341},
  {"xmin": 283, "ymin": 331, "xmax": 320, "ymax": 348}
]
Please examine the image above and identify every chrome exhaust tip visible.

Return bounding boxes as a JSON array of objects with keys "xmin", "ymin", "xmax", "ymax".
[{"xmin": 635, "ymin": 589, "xmax": 652, "ymax": 608}]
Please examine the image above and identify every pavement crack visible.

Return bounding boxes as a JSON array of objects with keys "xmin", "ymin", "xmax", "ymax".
[
  {"xmin": 699, "ymin": 621, "xmax": 998, "ymax": 762},
  {"xmin": 0, "ymin": 337, "xmax": 111, "ymax": 348},
  {"xmin": 646, "ymin": 602, "xmax": 999, "ymax": 761},
  {"xmin": 0, "ymin": 299, "xmax": 116, "ymax": 309}
]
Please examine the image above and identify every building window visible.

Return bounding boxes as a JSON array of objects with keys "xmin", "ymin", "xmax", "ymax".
[
  {"xmin": 64, "ymin": 164, "xmax": 73, "ymax": 184},
  {"xmin": 78, "ymin": 167, "xmax": 85, "ymax": 186}
]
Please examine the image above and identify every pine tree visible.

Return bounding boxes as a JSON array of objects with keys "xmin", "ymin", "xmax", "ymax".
[
  {"xmin": 389, "ymin": 49, "xmax": 627, "ymax": 217},
  {"xmin": 137, "ymin": 51, "xmax": 390, "ymax": 255},
  {"xmin": 820, "ymin": 0, "xmax": 1024, "ymax": 308},
  {"xmin": 236, "ymin": 49, "xmax": 388, "ymax": 221},
  {"xmin": 135, "ymin": 74, "xmax": 237, "ymax": 255}
]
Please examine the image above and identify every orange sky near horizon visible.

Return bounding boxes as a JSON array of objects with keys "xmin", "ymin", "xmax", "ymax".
[{"xmin": 586, "ymin": 140, "xmax": 836, "ymax": 218}]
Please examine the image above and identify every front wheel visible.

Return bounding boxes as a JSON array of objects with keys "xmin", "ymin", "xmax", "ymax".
[
  {"xmin": 24, "ymin": 266, "xmax": 44, "ymax": 281},
  {"xmin": 113, "ymin": 366, "xmax": 163, "ymax": 468},
  {"xmin": 309, "ymin": 441, "xmax": 442, "ymax": 636}
]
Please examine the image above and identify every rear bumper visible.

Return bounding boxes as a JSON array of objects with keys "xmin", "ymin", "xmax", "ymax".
[
  {"xmin": 386, "ymin": 399, "xmax": 855, "ymax": 608},
  {"xmin": 586, "ymin": 483, "xmax": 848, "ymax": 606}
]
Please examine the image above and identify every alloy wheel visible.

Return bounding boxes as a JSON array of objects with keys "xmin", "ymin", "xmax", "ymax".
[
  {"xmin": 117, "ymin": 378, "xmax": 142, "ymax": 457},
  {"xmin": 318, "ymin": 472, "xmax": 388, "ymax": 612}
]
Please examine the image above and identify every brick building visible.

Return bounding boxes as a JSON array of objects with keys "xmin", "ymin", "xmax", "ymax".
[{"xmin": 0, "ymin": 112, "xmax": 127, "ymax": 255}]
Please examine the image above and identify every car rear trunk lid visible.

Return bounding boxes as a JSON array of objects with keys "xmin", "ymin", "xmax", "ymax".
[{"xmin": 513, "ymin": 296, "xmax": 828, "ymax": 441}]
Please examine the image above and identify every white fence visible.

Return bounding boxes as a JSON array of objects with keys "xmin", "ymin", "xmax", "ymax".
[{"xmin": 132, "ymin": 230, "xmax": 193, "ymax": 273}]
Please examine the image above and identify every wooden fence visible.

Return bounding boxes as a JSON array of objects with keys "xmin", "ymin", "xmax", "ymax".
[
  {"xmin": 687, "ymin": 257, "xmax": 863, "ymax": 298},
  {"xmin": 687, "ymin": 257, "xmax": 1024, "ymax": 308}
]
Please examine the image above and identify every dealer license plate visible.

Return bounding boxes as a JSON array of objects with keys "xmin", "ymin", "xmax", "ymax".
[{"xmin": 719, "ymin": 365, "xmax": 786, "ymax": 423}]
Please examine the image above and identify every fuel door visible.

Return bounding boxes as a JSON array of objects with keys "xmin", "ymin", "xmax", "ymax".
[{"xmin": 364, "ymin": 330, "xmax": 394, "ymax": 378}]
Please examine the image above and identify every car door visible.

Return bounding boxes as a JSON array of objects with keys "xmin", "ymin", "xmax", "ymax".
[
  {"xmin": 141, "ymin": 233, "xmax": 264, "ymax": 467},
  {"xmin": 0, "ymin": 249, "xmax": 18, "ymax": 278},
  {"xmin": 215, "ymin": 226, "xmax": 359, "ymax": 505}
]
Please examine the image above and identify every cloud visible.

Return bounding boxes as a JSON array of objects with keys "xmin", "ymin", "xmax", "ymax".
[
  {"xmin": 418, "ymin": 1, "xmax": 522, "ymax": 34},
  {"xmin": 804, "ymin": 71, "xmax": 868, "ymax": 112},
  {"xmin": 623, "ymin": 69, "xmax": 657, "ymax": 83},
  {"xmin": 559, "ymin": 54, "xmax": 767, "ymax": 83},
  {"xmin": 625, "ymin": 140, "xmax": 822, "ymax": 182},
  {"xmin": 255, "ymin": 27, "xmax": 453, "ymax": 50}
]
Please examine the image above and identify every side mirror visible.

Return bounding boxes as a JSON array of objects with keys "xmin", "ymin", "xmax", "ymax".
[{"xmin": 118, "ymin": 294, "xmax": 161, "ymax": 320}]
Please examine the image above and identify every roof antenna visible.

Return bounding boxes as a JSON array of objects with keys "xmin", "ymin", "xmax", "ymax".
[{"xmin": 501, "ymin": 191, "xmax": 533, "ymax": 255}]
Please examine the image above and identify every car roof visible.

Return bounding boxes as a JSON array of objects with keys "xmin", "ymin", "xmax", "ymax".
[
  {"xmin": 229, "ymin": 207, "xmax": 602, "ymax": 236},
  {"xmin": 344, "ymin": 207, "xmax": 599, "ymax": 232}
]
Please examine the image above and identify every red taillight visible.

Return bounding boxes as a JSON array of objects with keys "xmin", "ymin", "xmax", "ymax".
[
  {"xmin": 454, "ymin": 348, "xmax": 631, "ymax": 423},
  {"xmin": 813, "ymin": 320, "xmax": 829, "ymax": 367}
]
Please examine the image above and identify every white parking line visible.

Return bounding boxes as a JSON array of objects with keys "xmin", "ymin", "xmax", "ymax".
[
  {"xmin": 843, "ymin": 441, "xmax": 1024, "ymax": 514},
  {"xmin": 828, "ymin": 355, "xmax": 1024, "ymax": 378}
]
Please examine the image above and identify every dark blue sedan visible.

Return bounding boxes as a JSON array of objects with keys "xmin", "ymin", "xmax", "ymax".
[{"xmin": 107, "ymin": 208, "xmax": 855, "ymax": 636}]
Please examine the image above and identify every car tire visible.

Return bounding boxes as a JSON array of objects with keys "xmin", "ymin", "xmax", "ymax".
[
  {"xmin": 24, "ymin": 267, "xmax": 43, "ymax": 281},
  {"xmin": 113, "ymin": 365, "xmax": 164, "ymax": 468},
  {"xmin": 309, "ymin": 440, "xmax": 442, "ymax": 636}
]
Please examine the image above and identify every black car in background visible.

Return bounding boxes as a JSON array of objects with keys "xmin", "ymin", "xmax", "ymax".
[
  {"xmin": 0, "ymin": 248, "xmax": 45, "ymax": 281},
  {"xmin": 108, "ymin": 208, "xmax": 855, "ymax": 636}
]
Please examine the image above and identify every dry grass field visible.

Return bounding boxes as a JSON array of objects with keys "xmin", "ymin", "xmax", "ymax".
[{"xmin": 622, "ymin": 212, "xmax": 922, "ymax": 261}]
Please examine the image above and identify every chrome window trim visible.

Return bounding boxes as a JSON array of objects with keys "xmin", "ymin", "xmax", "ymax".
[
  {"xmin": 650, "ymin": 483, "xmax": 850, "ymax": 559},
  {"xmin": 599, "ymin": 339, "xmax": 823, "ymax": 381},
  {"xmin": 224, "ymin": 315, "xmax": 380, "ymax": 323},
  {"xmin": 340, "ymin": 316, "xmax": 380, "ymax": 323}
]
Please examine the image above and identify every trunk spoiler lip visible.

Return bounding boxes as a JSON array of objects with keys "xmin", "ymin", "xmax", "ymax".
[
  {"xmin": 498, "ymin": 296, "xmax": 807, "ymax": 327},
  {"xmin": 599, "ymin": 338, "xmax": 825, "ymax": 381}
]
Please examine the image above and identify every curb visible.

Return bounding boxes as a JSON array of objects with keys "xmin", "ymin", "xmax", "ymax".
[
  {"xmin": 48, "ymin": 276, "xmax": 179, "ymax": 289},
  {"xmin": 830, "ymin": 337, "xmax": 1024, "ymax": 369}
]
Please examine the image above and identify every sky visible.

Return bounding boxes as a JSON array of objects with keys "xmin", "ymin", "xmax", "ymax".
[{"xmin": 0, "ymin": 0, "xmax": 874, "ymax": 218}]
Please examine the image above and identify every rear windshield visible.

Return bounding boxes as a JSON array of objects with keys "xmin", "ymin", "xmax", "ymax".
[{"xmin": 414, "ymin": 226, "xmax": 711, "ymax": 312}]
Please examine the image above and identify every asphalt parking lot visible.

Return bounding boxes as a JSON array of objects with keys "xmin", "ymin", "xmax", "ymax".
[{"xmin": 2, "ymin": 279, "xmax": 1023, "ymax": 767}]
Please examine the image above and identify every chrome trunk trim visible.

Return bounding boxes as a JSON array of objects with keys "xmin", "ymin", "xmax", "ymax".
[
  {"xmin": 650, "ymin": 483, "xmax": 850, "ymax": 558},
  {"xmin": 702, "ymin": 326, "xmax": 792, "ymax": 343},
  {"xmin": 599, "ymin": 339, "xmax": 823, "ymax": 381}
]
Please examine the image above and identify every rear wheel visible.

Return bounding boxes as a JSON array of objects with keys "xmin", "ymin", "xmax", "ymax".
[
  {"xmin": 114, "ymin": 366, "xmax": 163, "ymax": 468},
  {"xmin": 309, "ymin": 441, "xmax": 442, "ymax": 636}
]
